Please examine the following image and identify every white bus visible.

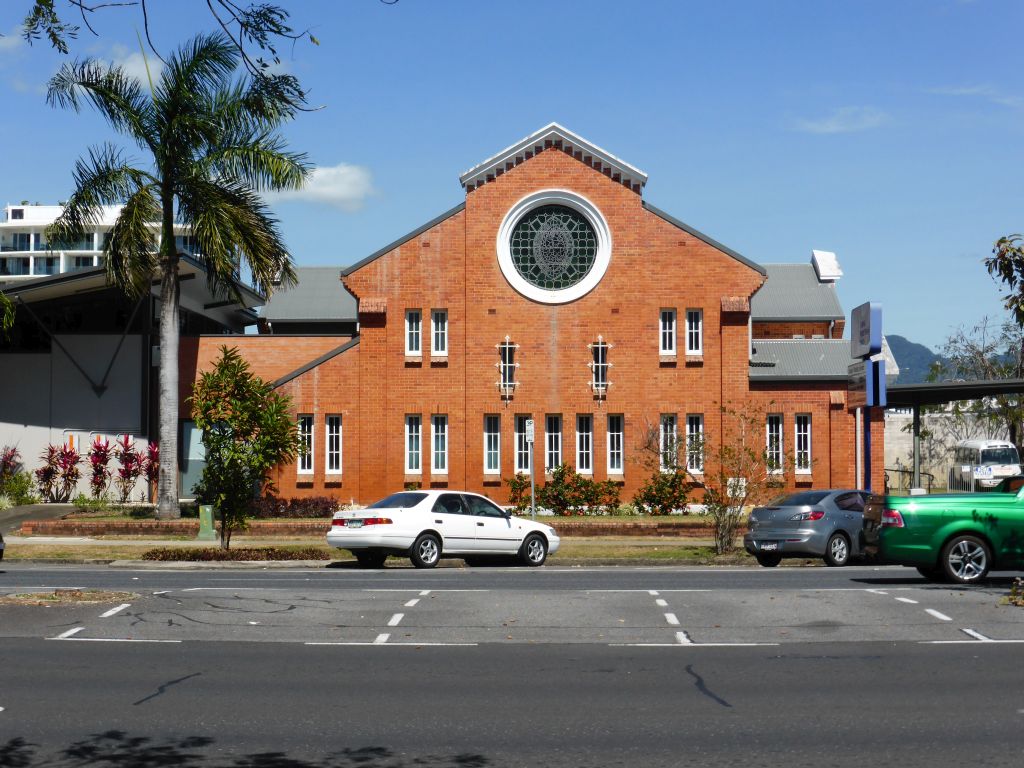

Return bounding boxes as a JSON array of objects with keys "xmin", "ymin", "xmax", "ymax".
[{"xmin": 950, "ymin": 439, "xmax": 1022, "ymax": 491}]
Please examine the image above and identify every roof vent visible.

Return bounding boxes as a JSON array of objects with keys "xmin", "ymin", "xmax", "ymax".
[{"xmin": 811, "ymin": 250, "xmax": 843, "ymax": 282}]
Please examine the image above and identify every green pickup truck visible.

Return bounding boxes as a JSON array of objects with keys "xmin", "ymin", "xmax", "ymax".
[{"xmin": 863, "ymin": 479, "xmax": 1024, "ymax": 583}]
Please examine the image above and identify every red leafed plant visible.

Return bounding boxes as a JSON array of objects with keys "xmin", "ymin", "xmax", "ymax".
[
  {"xmin": 1, "ymin": 445, "xmax": 21, "ymax": 486},
  {"xmin": 144, "ymin": 442, "xmax": 159, "ymax": 501},
  {"xmin": 113, "ymin": 435, "xmax": 143, "ymax": 503},
  {"xmin": 87, "ymin": 437, "xmax": 113, "ymax": 499},
  {"xmin": 35, "ymin": 443, "xmax": 81, "ymax": 503}
]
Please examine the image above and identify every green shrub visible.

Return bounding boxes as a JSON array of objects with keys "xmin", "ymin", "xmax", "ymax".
[
  {"xmin": 1, "ymin": 471, "xmax": 40, "ymax": 506},
  {"xmin": 142, "ymin": 546, "xmax": 330, "ymax": 561},
  {"xmin": 505, "ymin": 473, "xmax": 532, "ymax": 514},
  {"xmin": 0, "ymin": 493, "xmax": 11, "ymax": 511},
  {"xmin": 633, "ymin": 470, "xmax": 693, "ymax": 516}
]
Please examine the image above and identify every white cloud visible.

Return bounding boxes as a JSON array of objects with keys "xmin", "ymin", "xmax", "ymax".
[
  {"xmin": 791, "ymin": 106, "xmax": 888, "ymax": 134},
  {"xmin": 0, "ymin": 30, "xmax": 22, "ymax": 54},
  {"xmin": 268, "ymin": 162, "xmax": 375, "ymax": 212},
  {"xmin": 109, "ymin": 44, "xmax": 163, "ymax": 85},
  {"xmin": 927, "ymin": 84, "xmax": 1024, "ymax": 109}
]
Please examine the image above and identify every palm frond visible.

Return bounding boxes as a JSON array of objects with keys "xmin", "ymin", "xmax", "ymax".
[
  {"xmin": 177, "ymin": 175, "xmax": 296, "ymax": 301},
  {"xmin": 154, "ymin": 33, "xmax": 237, "ymax": 121},
  {"xmin": 47, "ymin": 59, "xmax": 155, "ymax": 153},
  {"xmin": 204, "ymin": 132, "xmax": 309, "ymax": 192},
  {"xmin": 104, "ymin": 187, "xmax": 161, "ymax": 298},
  {"xmin": 47, "ymin": 144, "xmax": 154, "ymax": 248}
]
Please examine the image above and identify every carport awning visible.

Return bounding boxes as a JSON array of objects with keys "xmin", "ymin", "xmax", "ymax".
[{"xmin": 887, "ymin": 379, "xmax": 1024, "ymax": 407}]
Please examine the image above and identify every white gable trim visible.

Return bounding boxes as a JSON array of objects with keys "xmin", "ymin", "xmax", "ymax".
[{"xmin": 459, "ymin": 123, "xmax": 648, "ymax": 192}]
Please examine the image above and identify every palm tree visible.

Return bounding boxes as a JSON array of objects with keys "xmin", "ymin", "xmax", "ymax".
[{"xmin": 46, "ymin": 33, "xmax": 309, "ymax": 518}]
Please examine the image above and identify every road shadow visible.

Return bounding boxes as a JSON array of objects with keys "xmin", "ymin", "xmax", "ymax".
[{"xmin": 1, "ymin": 731, "xmax": 491, "ymax": 767}]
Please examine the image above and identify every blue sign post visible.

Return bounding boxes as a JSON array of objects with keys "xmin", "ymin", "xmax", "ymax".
[{"xmin": 849, "ymin": 302, "xmax": 885, "ymax": 493}]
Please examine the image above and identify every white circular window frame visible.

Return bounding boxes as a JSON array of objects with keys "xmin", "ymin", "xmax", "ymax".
[{"xmin": 496, "ymin": 189, "xmax": 612, "ymax": 304}]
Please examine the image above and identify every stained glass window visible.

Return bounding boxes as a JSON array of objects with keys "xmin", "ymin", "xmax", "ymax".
[{"xmin": 509, "ymin": 205, "xmax": 598, "ymax": 290}]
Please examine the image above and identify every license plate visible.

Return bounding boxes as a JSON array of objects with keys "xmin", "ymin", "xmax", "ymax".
[
  {"xmin": 347, "ymin": 520, "xmax": 363, "ymax": 528},
  {"xmin": 760, "ymin": 542, "xmax": 778, "ymax": 552}
]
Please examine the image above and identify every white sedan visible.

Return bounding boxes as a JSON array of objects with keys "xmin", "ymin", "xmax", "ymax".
[{"xmin": 326, "ymin": 490, "xmax": 560, "ymax": 568}]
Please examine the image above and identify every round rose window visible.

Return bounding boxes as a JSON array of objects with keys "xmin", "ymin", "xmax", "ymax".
[{"xmin": 509, "ymin": 205, "xmax": 598, "ymax": 291}]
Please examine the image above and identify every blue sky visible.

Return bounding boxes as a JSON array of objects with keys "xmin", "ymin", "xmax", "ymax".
[{"xmin": 1, "ymin": 0, "xmax": 1022, "ymax": 351}]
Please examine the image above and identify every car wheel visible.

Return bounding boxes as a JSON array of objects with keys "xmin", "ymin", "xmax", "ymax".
[
  {"xmin": 941, "ymin": 534, "xmax": 991, "ymax": 584},
  {"xmin": 755, "ymin": 553, "xmax": 782, "ymax": 567},
  {"xmin": 916, "ymin": 565, "xmax": 945, "ymax": 582},
  {"xmin": 355, "ymin": 551, "xmax": 387, "ymax": 569},
  {"xmin": 410, "ymin": 533, "xmax": 441, "ymax": 569},
  {"xmin": 519, "ymin": 534, "xmax": 548, "ymax": 567},
  {"xmin": 823, "ymin": 532, "xmax": 850, "ymax": 567}
]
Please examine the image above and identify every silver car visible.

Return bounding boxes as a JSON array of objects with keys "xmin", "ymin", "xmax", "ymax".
[{"xmin": 744, "ymin": 489, "xmax": 869, "ymax": 567}]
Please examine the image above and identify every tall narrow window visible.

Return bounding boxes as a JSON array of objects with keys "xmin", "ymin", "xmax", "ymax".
[
  {"xmin": 432, "ymin": 414, "xmax": 448, "ymax": 474},
  {"xmin": 576, "ymin": 414, "xmax": 593, "ymax": 474},
  {"xmin": 686, "ymin": 414, "xmax": 704, "ymax": 473},
  {"xmin": 590, "ymin": 338, "xmax": 610, "ymax": 393},
  {"xmin": 405, "ymin": 310, "xmax": 421, "ymax": 355},
  {"xmin": 660, "ymin": 414, "xmax": 677, "ymax": 471},
  {"xmin": 498, "ymin": 337, "xmax": 518, "ymax": 395},
  {"xmin": 297, "ymin": 414, "xmax": 313, "ymax": 475},
  {"xmin": 686, "ymin": 309, "xmax": 703, "ymax": 355},
  {"xmin": 660, "ymin": 309, "xmax": 676, "ymax": 355},
  {"xmin": 484, "ymin": 415, "xmax": 500, "ymax": 475},
  {"xmin": 515, "ymin": 415, "xmax": 531, "ymax": 473},
  {"xmin": 607, "ymin": 414, "xmax": 624, "ymax": 474},
  {"xmin": 431, "ymin": 309, "xmax": 448, "ymax": 356},
  {"xmin": 545, "ymin": 414, "xmax": 562, "ymax": 471},
  {"xmin": 795, "ymin": 414, "xmax": 812, "ymax": 473},
  {"xmin": 325, "ymin": 415, "xmax": 342, "ymax": 475},
  {"xmin": 766, "ymin": 414, "xmax": 783, "ymax": 473},
  {"xmin": 405, "ymin": 415, "xmax": 421, "ymax": 473}
]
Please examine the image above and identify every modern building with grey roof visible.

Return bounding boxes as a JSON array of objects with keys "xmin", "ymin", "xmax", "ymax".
[{"xmin": 259, "ymin": 266, "xmax": 358, "ymax": 335}]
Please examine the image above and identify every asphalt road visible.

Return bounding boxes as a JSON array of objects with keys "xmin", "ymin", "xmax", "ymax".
[{"xmin": 2, "ymin": 564, "xmax": 1024, "ymax": 766}]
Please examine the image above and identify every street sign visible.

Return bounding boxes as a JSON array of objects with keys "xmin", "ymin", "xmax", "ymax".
[
  {"xmin": 851, "ymin": 302, "xmax": 882, "ymax": 359},
  {"xmin": 848, "ymin": 359, "xmax": 887, "ymax": 410},
  {"xmin": 525, "ymin": 419, "xmax": 535, "ymax": 443}
]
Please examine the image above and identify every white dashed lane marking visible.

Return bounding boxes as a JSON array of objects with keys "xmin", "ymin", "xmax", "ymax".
[
  {"xmin": 100, "ymin": 604, "xmax": 131, "ymax": 618},
  {"xmin": 926, "ymin": 609, "xmax": 953, "ymax": 622},
  {"xmin": 404, "ymin": 599, "xmax": 419, "ymax": 607},
  {"xmin": 387, "ymin": 613, "xmax": 404, "ymax": 627},
  {"xmin": 895, "ymin": 597, "xmax": 918, "ymax": 604},
  {"xmin": 655, "ymin": 599, "xmax": 668, "ymax": 607},
  {"xmin": 676, "ymin": 631, "xmax": 692, "ymax": 645},
  {"xmin": 374, "ymin": 633, "xmax": 390, "ymax": 644},
  {"xmin": 664, "ymin": 613, "xmax": 680, "ymax": 626},
  {"xmin": 55, "ymin": 627, "xmax": 83, "ymax": 639},
  {"xmin": 961, "ymin": 628, "xmax": 992, "ymax": 642}
]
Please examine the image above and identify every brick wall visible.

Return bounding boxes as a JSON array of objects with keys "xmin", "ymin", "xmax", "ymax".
[
  {"xmin": 753, "ymin": 320, "xmax": 844, "ymax": 339},
  {"xmin": 179, "ymin": 145, "xmax": 877, "ymax": 504}
]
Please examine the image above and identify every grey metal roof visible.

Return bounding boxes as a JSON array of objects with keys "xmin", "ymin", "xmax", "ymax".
[
  {"xmin": 261, "ymin": 267, "xmax": 357, "ymax": 322},
  {"xmin": 751, "ymin": 264, "xmax": 844, "ymax": 321},
  {"xmin": 341, "ymin": 203, "xmax": 465, "ymax": 278},
  {"xmin": 750, "ymin": 339, "xmax": 854, "ymax": 381},
  {"xmin": 750, "ymin": 337, "xmax": 899, "ymax": 382},
  {"xmin": 642, "ymin": 201, "xmax": 766, "ymax": 276}
]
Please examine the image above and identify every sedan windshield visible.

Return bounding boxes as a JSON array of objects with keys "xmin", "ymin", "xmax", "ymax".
[
  {"xmin": 766, "ymin": 491, "xmax": 831, "ymax": 507},
  {"xmin": 368, "ymin": 492, "xmax": 427, "ymax": 509},
  {"xmin": 981, "ymin": 447, "xmax": 1020, "ymax": 465}
]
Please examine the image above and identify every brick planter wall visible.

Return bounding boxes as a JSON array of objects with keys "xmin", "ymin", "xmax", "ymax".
[{"xmin": 20, "ymin": 517, "xmax": 733, "ymax": 538}]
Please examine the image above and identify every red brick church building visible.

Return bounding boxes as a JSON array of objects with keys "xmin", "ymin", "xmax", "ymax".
[{"xmin": 181, "ymin": 123, "xmax": 885, "ymax": 504}]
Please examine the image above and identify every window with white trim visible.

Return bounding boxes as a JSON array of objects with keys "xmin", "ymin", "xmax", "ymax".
[
  {"xmin": 431, "ymin": 309, "xmax": 448, "ymax": 356},
  {"xmin": 325, "ymin": 415, "xmax": 342, "ymax": 475},
  {"xmin": 590, "ymin": 337, "xmax": 610, "ymax": 393},
  {"xmin": 405, "ymin": 310, "xmax": 421, "ymax": 355},
  {"xmin": 405, "ymin": 415, "xmax": 421, "ymax": 473},
  {"xmin": 766, "ymin": 414, "xmax": 783, "ymax": 474},
  {"xmin": 484, "ymin": 415, "xmax": 500, "ymax": 475},
  {"xmin": 576, "ymin": 414, "xmax": 593, "ymax": 474},
  {"xmin": 432, "ymin": 414, "xmax": 448, "ymax": 474},
  {"xmin": 660, "ymin": 309, "xmax": 676, "ymax": 355},
  {"xmin": 297, "ymin": 414, "xmax": 313, "ymax": 474},
  {"xmin": 515, "ymin": 415, "xmax": 531, "ymax": 473},
  {"xmin": 607, "ymin": 414, "xmax": 624, "ymax": 474},
  {"xmin": 545, "ymin": 414, "xmax": 562, "ymax": 471},
  {"xmin": 498, "ymin": 337, "xmax": 518, "ymax": 395},
  {"xmin": 686, "ymin": 309, "xmax": 703, "ymax": 355},
  {"xmin": 686, "ymin": 414, "xmax": 704, "ymax": 473},
  {"xmin": 795, "ymin": 413, "xmax": 811, "ymax": 473},
  {"xmin": 660, "ymin": 414, "xmax": 677, "ymax": 471}
]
